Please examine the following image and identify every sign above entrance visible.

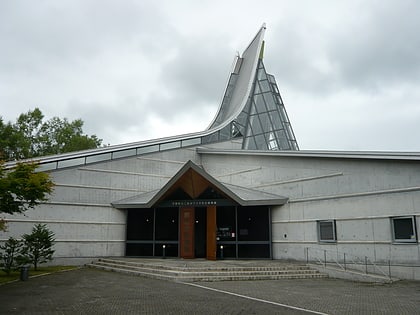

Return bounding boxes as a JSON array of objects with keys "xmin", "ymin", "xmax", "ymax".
[
  {"xmin": 172, "ymin": 200, "xmax": 218, "ymax": 207},
  {"xmin": 157, "ymin": 199, "xmax": 235, "ymax": 208}
]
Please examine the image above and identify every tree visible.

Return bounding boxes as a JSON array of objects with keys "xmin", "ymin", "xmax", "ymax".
[
  {"xmin": 0, "ymin": 237, "xmax": 25, "ymax": 275},
  {"xmin": 0, "ymin": 118, "xmax": 20, "ymax": 161},
  {"xmin": 0, "ymin": 108, "xmax": 102, "ymax": 161},
  {"xmin": 38, "ymin": 116, "xmax": 102, "ymax": 156},
  {"xmin": 22, "ymin": 224, "xmax": 55, "ymax": 270},
  {"xmin": 0, "ymin": 161, "xmax": 53, "ymax": 216}
]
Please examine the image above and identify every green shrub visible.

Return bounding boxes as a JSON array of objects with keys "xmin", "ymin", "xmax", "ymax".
[
  {"xmin": 22, "ymin": 224, "xmax": 55, "ymax": 270},
  {"xmin": 0, "ymin": 237, "xmax": 26, "ymax": 275}
]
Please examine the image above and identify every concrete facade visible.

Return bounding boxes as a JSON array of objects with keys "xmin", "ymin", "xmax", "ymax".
[{"xmin": 3, "ymin": 142, "xmax": 420, "ymax": 279}]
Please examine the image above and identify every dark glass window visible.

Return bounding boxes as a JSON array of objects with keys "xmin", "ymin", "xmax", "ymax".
[
  {"xmin": 275, "ymin": 130, "xmax": 290, "ymax": 149},
  {"xmin": 391, "ymin": 216, "xmax": 417, "ymax": 243},
  {"xmin": 244, "ymin": 136, "xmax": 257, "ymax": 150},
  {"xmin": 217, "ymin": 207, "xmax": 236, "ymax": 241},
  {"xmin": 251, "ymin": 115, "xmax": 263, "ymax": 135},
  {"xmin": 254, "ymin": 94, "xmax": 267, "ymax": 113},
  {"xmin": 318, "ymin": 220, "xmax": 336, "ymax": 243},
  {"xmin": 263, "ymin": 93, "xmax": 277, "ymax": 111},
  {"xmin": 126, "ymin": 209, "xmax": 154, "ymax": 240},
  {"xmin": 259, "ymin": 80, "xmax": 270, "ymax": 93},
  {"xmin": 259, "ymin": 112, "xmax": 271, "ymax": 131},
  {"xmin": 217, "ymin": 244, "xmax": 236, "ymax": 259},
  {"xmin": 126, "ymin": 244, "xmax": 153, "ymax": 256},
  {"xmin": 269, "ymin": 111, "xmax": 283, "ymax": 129},
  {"xmin": 238, "ymin": 244, "xmax": 270, "ymax": 258},
  {"xmin": 155, "ymin": 208, "xmax": 178, "ymax": 241},
  {"xmin": 254, "ymin": 81, "xmax": 261, "ymax": 94},
  {"xmin": 237, "ymin": 206, "xmax": 269, "ymax": 241},
  {"xmin": 154, "ymin": 244, "xmax": 178, "ymax": 257},
  {"xmin": 254, "ymin": 134, "xmax": 267, "ymax": 150}
]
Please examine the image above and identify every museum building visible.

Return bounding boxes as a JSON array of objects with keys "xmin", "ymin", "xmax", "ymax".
[{"xmin": 3, "ymin": 26, "xmax": 420, "ymax": 280}]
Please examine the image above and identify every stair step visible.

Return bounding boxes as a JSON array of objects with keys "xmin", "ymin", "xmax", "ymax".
[
  {"xmin": 92, "ymin": 260, "xmax": 320, "ymax": 274},
  {"xmin": 86, "ymin": 258, "xmax": 328, "ymax": 282},
  {"xmin": 96, "ymin": 258, "xmax": 311, "ymax": 271}
]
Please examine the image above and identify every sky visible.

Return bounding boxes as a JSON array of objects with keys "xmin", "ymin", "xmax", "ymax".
[{"xmin": 1, "ymin": 0, "xmax": 420, "ymax": 151}]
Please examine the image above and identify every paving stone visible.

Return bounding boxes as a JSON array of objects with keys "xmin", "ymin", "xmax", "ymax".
[{"xmin": 0, "ymin": 267, "xmax": 419, "ymax": 314}]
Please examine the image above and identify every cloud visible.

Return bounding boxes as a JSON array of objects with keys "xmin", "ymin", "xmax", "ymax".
[
  {"xmin": 328, "ymin": 1, "xmax": 420, "ymax": 90},
  {"xmin": 1, "ymin": 0, "xmax": 420, "ymax": 151}
]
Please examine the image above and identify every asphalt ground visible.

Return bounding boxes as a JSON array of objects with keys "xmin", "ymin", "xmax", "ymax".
[{"xmin": 1, "ymin": 267, "xmax": 419, "ymax": 314}]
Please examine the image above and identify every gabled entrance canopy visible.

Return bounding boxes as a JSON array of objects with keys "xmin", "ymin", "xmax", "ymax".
[{"xmin": 111, "ymin": 160, "xmax": 288, "ymax": 209}]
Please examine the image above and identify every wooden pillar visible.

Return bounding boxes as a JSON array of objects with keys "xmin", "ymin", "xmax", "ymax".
[
  {"xmin": 206, "ymin": 205, "xmax": 217, "ymax": 260},
  {"xmin": 180, "ymin": 207, "xmax": 195, "ymax": 259}
]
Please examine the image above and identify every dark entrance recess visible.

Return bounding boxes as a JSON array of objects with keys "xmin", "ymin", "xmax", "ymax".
[
  {"xmin": 126, "ymin": 207, "xmax": 179, "ymax": 257},
  {"xmin": 126, "ymin": 204, "xmax": 271, "ymax": 259},
  {"xmin": 123, "ymin": 161, "xmax": 275, "ymax": 259},
  {"xmin": 216, "ymin": 206, "xmax": 271, "ymax": 259},
  {"xmin": 194, "ymin": 207, "xmax": 207, "ymax": 258}
]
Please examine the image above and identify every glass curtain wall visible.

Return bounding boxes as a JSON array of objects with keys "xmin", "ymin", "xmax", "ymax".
[
  {"xmin": 216, "ymin": 206, "xmax": 271, "ymax": 259},
  {"xmin": 126, "ymin": 207, "xmax": 179, "ymax": 257},
  {"xmin": 126, "ymin": 205, "xmax": 271, "ymax": 259},
  {"xmin": 202, "ymin": 59, "xmax": 298, "ymax": 151},
  {"xmin": 241, "ymin": 60, "xmax": 298, "ymax": 150}
]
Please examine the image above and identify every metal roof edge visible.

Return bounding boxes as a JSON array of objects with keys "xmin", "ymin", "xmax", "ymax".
[{"xmin": 196, "ymin": 148, "xmax": 420, "ymax": 161}]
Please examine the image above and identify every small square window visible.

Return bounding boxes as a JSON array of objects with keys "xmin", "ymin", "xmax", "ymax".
[
  {"xmin": 391, "ymin": 216, "xmax": 417, "ymax": 243},
  {"xmin": 318, "ymin": 220, "xmax": 336, "ymax": 243}
]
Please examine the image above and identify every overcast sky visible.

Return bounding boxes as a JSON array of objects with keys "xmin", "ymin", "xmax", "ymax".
[{"xmin": 1, "ymin": 0, "xmax": 420, "ymax": 151}]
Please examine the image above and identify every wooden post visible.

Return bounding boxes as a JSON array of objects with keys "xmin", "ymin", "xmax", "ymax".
[
  {"xmin": 180, "ymin": 207, "xmax": 195, "ymax": 259},
  {"xmin": 206, "ymin": 205, "xmax": 217, "ymax": 260}
]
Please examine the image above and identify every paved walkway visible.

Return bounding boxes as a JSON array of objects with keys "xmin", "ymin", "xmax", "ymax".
[{"xmin": 1, "ymin": 267, "xmax": 419, "ymax": 314}]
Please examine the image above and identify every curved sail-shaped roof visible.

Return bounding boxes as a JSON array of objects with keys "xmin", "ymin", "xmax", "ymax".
[
  {"xmin": 5, "ymin": 25, "xmax": 298, "ymax": 171},
  {"xmin": 207, "ymin": 25, "xmax": 266, "ymax": 129},
  {"xmin": 204, "ymin": 25, "xmax": 298, "ymax": 150}
]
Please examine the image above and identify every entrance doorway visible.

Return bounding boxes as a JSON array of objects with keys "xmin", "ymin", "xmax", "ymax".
[
  {"xmin": 179, "ymin": 206, "xmax": 217, "ymax": 260},
  {"xmin": 194, "ymin": 207, "xmax": 207, "ymax": 258},
  {"xmin": 125, "ymin": 205, "xmax": 271, "ymax": 259},
  {"xmin": 120, "ymin": 160, "xmax": 280, "ymax": 259}
]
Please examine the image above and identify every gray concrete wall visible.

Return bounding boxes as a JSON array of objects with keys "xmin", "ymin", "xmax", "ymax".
[
  {"xmin": 200, "ymin": 152, "xmax": 420, "ymax": 280},
  {"xmin": 0, "ymin": 140, "xmax": 241, "ymax": 265},
  {"xmin": 1, "ymin": 146, "xmax": 201, "ymax": 264},
  {"xmin": 2, "ymin": 144, "xmax": 420, "ymax": 281}
]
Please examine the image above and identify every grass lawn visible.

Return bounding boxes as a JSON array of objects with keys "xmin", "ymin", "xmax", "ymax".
[{"xmin": 0, "ymin": 266, "xmax": 78, "ymax": 284}]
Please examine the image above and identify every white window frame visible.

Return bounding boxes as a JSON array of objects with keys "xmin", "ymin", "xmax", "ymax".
[
  {"xmin": 391, "ymin": 216, "xmax": 417, "ymax": 244},
  {"xmin": 317, "ymin": 220, "xmax": 337, "ymax": 243}
]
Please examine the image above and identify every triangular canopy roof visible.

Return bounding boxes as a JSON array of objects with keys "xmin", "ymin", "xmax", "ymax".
[{"xmin": 111, "ymin": 160, "xmax": 288, "ymax": 209}]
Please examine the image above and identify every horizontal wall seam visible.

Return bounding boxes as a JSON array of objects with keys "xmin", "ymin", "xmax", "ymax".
[
  {"xmin": 55, "ymin": 183, "xmax": 146, "ymax": 193},
  {"xmin": 78, "ymin": 167, "xmax": 172, "ymax": 178},
  {"xmin": 215, "ymin": 167, "xmax": 263, "ymax": 178},
  {"xmin": 289, "ymin": 186, "xmax": 420, "ymax": 203},
  {"xmin": 55, "ymin": 239, "xmax": 125, "ymax": 243},
  {"xmin": 272, "ymin": 240, "xmax": 398, "ymax": 245},
  {"xmin": 255, "ymin": 172, "xmax": 343, "ymax": 188},
  {"xmin": 4, "ymin": 219, "xmax": 125, "ymax": 225},
  {"xmin": 272, "ymin": 213, "xmax": 420, "ymax": 223},
  {"xmin": 272, "ymin": 240, "xmax": 317, "ymax": 244},
  {"xmin": 0, "ymin": 239, "xmax": 126, "ymax": 243}
]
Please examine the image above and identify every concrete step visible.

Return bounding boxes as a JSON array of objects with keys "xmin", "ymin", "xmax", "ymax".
[
  {"xmin": 90, "ymin": 260, "xmax": 322, "ymax": 277},
  {"xmin": 86, "ymin": 258, "xmax": 328, "ymax": 282}
]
